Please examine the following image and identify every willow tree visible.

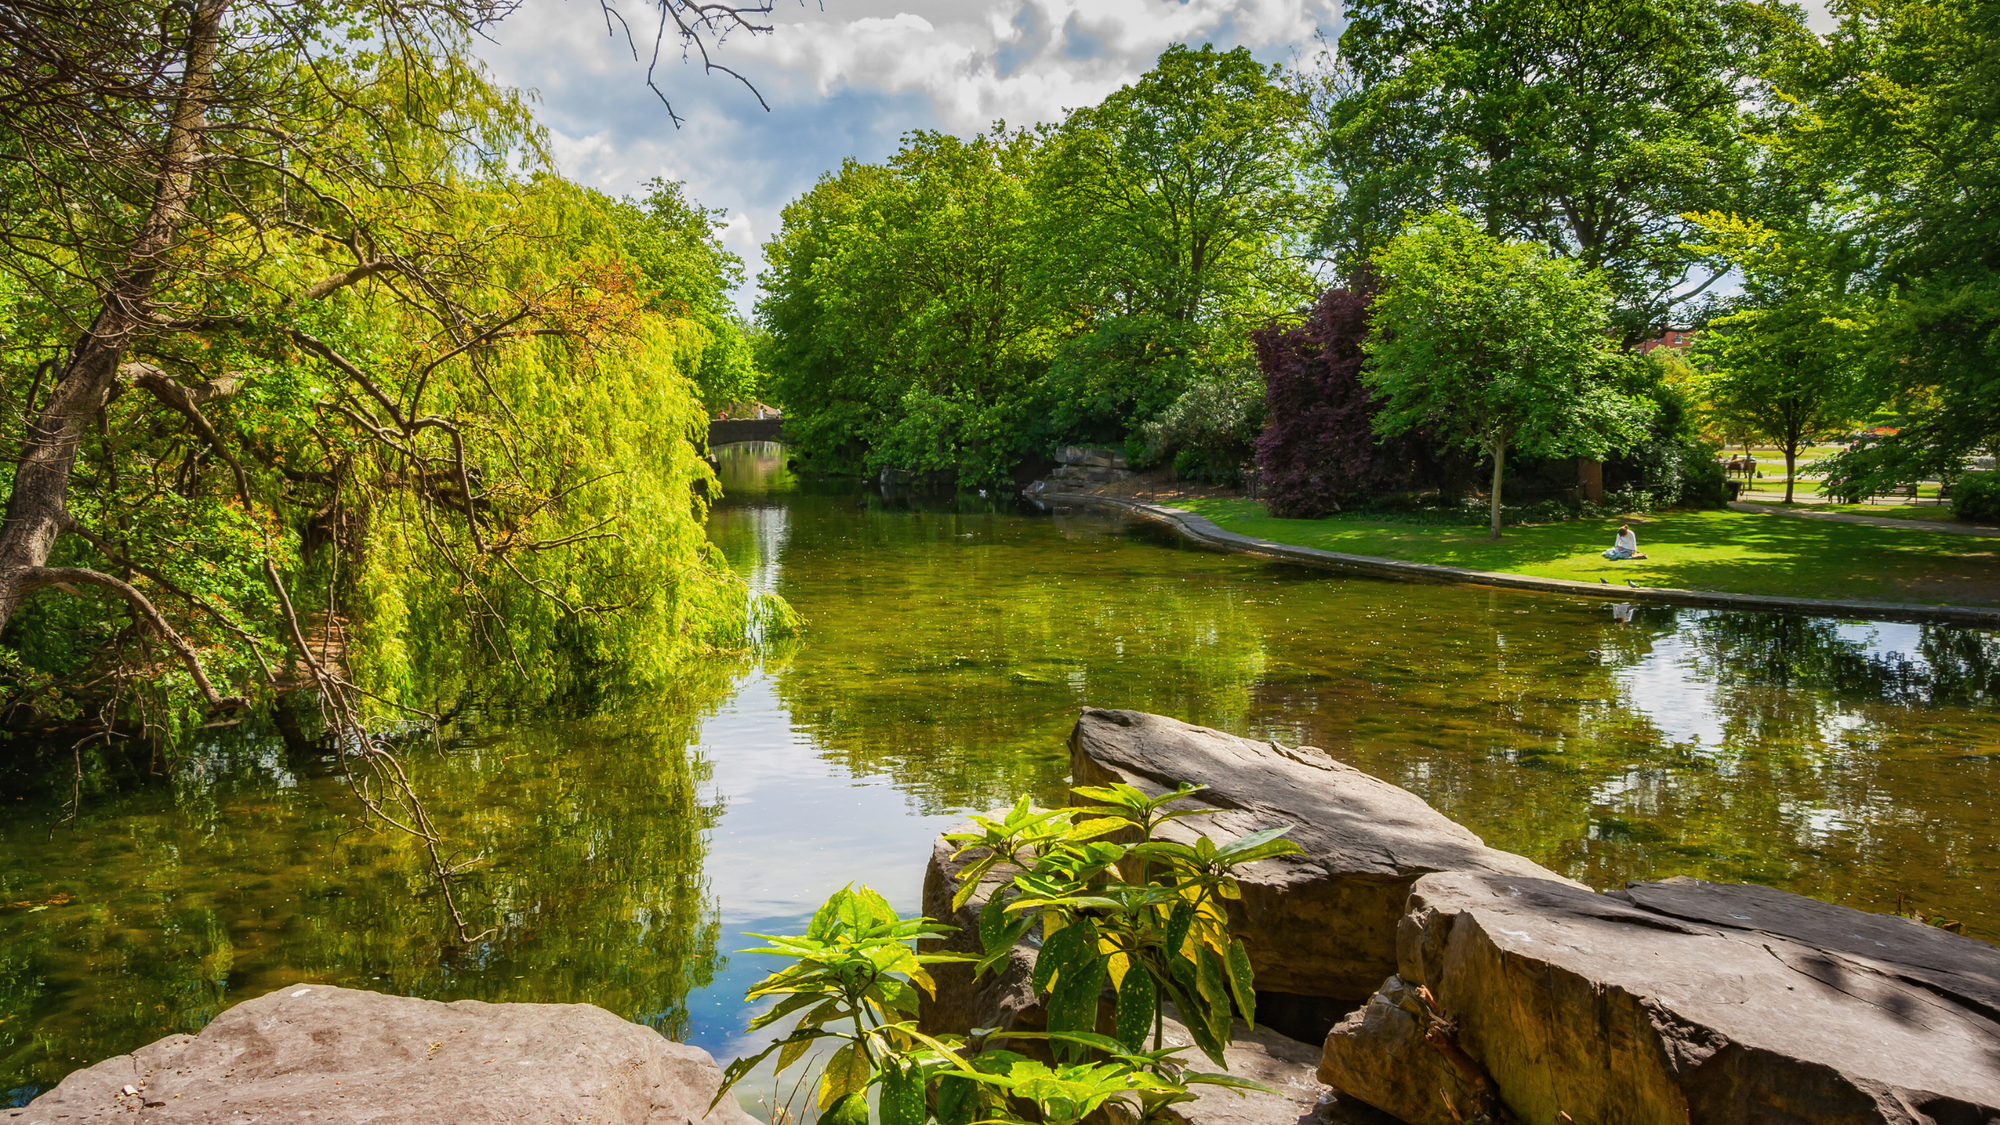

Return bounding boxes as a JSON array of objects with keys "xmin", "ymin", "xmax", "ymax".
[{"xmin": 0, "ymin": 0, "xmax": 783, "ymax": 746}]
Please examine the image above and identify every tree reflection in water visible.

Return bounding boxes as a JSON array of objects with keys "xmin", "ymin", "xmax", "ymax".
[{"xmin": 4, "ymin": 448, "xmax": 1996, "ymax": 1107}]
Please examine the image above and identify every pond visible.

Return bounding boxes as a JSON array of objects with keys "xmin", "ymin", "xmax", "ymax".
[{"xmin": 4, "ymin": 440, "xmax": 1999, "ymax": 1106}]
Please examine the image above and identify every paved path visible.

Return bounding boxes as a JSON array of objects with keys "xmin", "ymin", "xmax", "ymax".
[
  {"xmin": 1035, "ymin": 492, "xmax": 2000, "ymax": 628},
  {"xmin": 1728, "ymin": 501, "xmax": 2000, "ymax": 538}
]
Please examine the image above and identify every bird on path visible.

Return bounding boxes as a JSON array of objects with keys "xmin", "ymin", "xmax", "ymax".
[{"xmin": 1626, "ymin": 579, "xmax": 1638, "ymax": 588}]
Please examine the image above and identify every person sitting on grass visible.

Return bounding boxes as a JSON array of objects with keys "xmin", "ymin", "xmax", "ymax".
[{"xmin": 1602, "ymin": 524, "xmax": 1647, "ymax": 560}]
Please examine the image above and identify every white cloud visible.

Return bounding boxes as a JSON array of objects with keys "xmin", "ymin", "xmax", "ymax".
[
  {"xmin": 476, "ymin": 0, "xmax": 1336, "ymax": 313},
  {"xmin": 731, "ymin": 0, "xmax": 1335, "ymax": 130}
]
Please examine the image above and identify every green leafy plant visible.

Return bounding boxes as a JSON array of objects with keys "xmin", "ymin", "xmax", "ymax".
[
  {"xmin": 712, "ymin": 784, "xmax": 1302, "ymax": 1125},
  {"xmin": 949, "ymin": 784, "xmax": 1303, "ymax": 1064}
]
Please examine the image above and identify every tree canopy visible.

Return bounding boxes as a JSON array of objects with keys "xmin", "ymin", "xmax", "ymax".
[
  {"xmin": 0, "ymin": 0, "xmax": 783, "ymax": 759},
  {"xmin": 1364, "ymin": 212, "xmax": 1653, "ymax": 537},
  {"xmin": 1769, "ymin": 0, "xmax": 2000, "ymax": 495},
  {"xmin": 757, "ymin": 46, "xmax": 1315, "ymax": 485},
  {"xmin": 1688, "ymin": 213, "xmax": 1870, "ymax": 502},
  {"xmin": 1310, "ymin": 0, "xmax": 1806, "ymax": 333}
]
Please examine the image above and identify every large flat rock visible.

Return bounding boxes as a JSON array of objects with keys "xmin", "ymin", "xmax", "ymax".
[
  {"xmin": 1069, "ymin": 709, "xmax": 1579, "ymax": 1007},
  {"xmin": 1322, "ymin": 871, "xmax": 2000, "ymax": 1125},
  {"xmin": 10, "ymin": 984, "xmax": 761, "ymax": 1125}
]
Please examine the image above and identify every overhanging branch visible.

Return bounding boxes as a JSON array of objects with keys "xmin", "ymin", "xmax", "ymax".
[{"xmin": 19, "ymin": 565, "xmax": 249, "ymax": 711}]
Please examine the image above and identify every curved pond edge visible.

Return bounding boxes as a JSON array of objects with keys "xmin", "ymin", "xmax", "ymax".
[{"xmin": 1041, "ymin": 492, "xmax": 2000, "ymax": 628}]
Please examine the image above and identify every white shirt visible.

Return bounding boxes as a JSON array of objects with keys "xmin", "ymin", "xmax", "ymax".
[{"xmin": 1615, "ymin": 529, "xmax": 1638, "ymax": 552}]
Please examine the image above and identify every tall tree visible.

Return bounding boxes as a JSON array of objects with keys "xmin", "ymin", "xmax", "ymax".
[
  {"xmin": 1769, "ymin": 0, "xmax": 2000, "ymax": 495},
  {"xmin": 1364, "ymin": 212, "xmax": 1652, "ymax": 537},
  {"xmin": 1689, "ymin": 213, "xmax": 1869, "ymax": 503},
  {"xmin": 1035, "ymin": 43, "xmax": 1313, "ymax": 442},
  {"xmin": 1311, "ymin": 0, "xmax": 1806, "ymax": 333},
  {"xmin": 759, "ymin": 131, "xmax": 1051, "ymax": 484}
]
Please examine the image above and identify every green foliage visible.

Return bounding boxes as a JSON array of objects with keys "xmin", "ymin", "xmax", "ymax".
[
  {"xmin": 1622, "ymin": 352, "xmax": 1727, "ymax": 508},
  {"xmin": 1953, "ymin": 472, "xmax": 2000, "ymax": 523},
  {"xmin": 1365, "ymin": 212, "xmax": 1655, "ymax": 536},
  {"xmin": 758, "ymin": 45, "xmax": 1313, "ymax": 484},
  {"xmin": 1759, "ymin": 0, "xmax": 2000, "ymax": 494},
  {"xmin": 760, "ymin": 132, "xmax": 1052, "ymax": 485},
  {"xmin": 0, "ymin": 22, "xmax": 781, "ymax": 735},
  {"xmin": 1309, "ymin": 0, "xmax": 1804, "ymax": 330},
  {"xmin": 1141, "ymin": 360, "xmax": 1268, "ymax": 484},
  {"xmin": 714, "ymin": 787, "xmax": 1300, "ymax": 1125},
  {"xmin": 1686, "ymin": 213, "xmax": 1870, "ymax": 503}
]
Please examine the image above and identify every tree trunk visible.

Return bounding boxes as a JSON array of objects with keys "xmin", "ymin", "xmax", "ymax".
[
  {"xmin": 0, "ymin": 0, "xmax": 227, "ymax": 631},
  {"xmin": 1784, "ymin": 442, "xmax": 1798, "ymax": 504},
  {"xmin": 1489, "ymin": 440, "xmax": 1506, "ymax": 539}
]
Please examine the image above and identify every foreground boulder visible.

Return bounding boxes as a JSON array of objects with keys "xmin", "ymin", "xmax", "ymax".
[
  {"xmin": 12, "ymin": 984, "xmax": 760, "ymax": 1125},
  {"xmin": 1322, "ymin": 872, "xmax": 2000, "ymax": 1125},
  {"xmin": 1070, "ymin": 709, "xmax": 1579, "ymax": 1009}
]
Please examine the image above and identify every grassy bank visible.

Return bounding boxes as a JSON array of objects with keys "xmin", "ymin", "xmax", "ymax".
[{"xmin": 1176, "ymin": 499, "xmax": 2000, "ymax": 608}]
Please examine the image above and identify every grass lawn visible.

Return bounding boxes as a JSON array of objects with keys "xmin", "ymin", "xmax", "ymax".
[{"xmin": 1176, "ymin": 499, "xmax": 2000, "ymax": 607}]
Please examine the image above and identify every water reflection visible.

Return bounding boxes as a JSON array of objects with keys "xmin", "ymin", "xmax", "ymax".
[
  {"xmin": 0, "ymin": 678, "xmax": 733, "ymax": 1103},
  {"xmin": 2, "ymin": 443, "xmax": 1997, "ymax": 1106}
]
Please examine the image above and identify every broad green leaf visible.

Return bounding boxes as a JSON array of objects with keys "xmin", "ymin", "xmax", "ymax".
[
  {"xmin": 708, "ymin": 1039, "xmax": 784, "ymax": 1111},
  {"xmin": 1114, "ymin": 966, "xmax": 1156, "ymax": 1050},
  {"xmin": 807, "ymin": 887, "xmax": 854, "ymax": 941},
  {"xmin": 1225, "ymin": 938, "xmax": 1256, "ymax": 1028},
  {"xmin": 1183, "ymin": 1072, "xmax": 1281, "ymax": 1095},
  {"xmin": 774, "ymin": 1028, "xmax": 827, "ymax": 1076},
  {"xmin": 936, "ymin": 1073, "xmax": 978, "ymax": 1125},
  {"xmin": 817, "ymin": 1042, "xmax": 873, "ymax": 1112},
  {"xmin": 747, "ymin": 990, "xmax": 828, "ymax": 1031},
  {"xmin": 1194, "ymin": 946, "xmax": 1232, "ymax": 1061},
  {"xmin": 880, "ymin": 1060, "xmax": 925, "ymax": 1125},
  {"xmin": 1033, "ymin": 919, "xmax": 1095, "ymax": 993},
  {"xmin": 823, "ymin": 1091, "xmax": 871, "ymax": 1125},
  {"xmin": 951, "ymin": 853, "xmax": 1000, "ymax": 914},
  {"xmin": 1166, "ymin": 900, "xmax": 1193, "ymax": 957},
  {"xmin": 1210, "ymin": 825, "xmax": 1297, "ymax": 861},
  {"xmin": 983, "ymin": 1029, "xmax": 1130, "ymax": 1055},
  {"xmin": 1045, "ymin": 955, "xmax": 1108, "ymax": 1054}
]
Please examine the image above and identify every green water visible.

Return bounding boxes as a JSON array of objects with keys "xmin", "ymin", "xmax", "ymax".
[{"xmin": 4, "ymin": 440, "xmax": 1999, "ymax": 1104}]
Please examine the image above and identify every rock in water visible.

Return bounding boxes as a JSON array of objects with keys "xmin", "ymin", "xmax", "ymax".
[
  {"xmin": 1068, "ymin": 709, "xmax": 1579, "ymax": 1006},
  {"xmin": 1322, "ymin": 872, "xmax": 2000, "ymax": 1125},
  {"xmin": 10, "ymin": 984, "xmax": 761, "ymax": 1125}
]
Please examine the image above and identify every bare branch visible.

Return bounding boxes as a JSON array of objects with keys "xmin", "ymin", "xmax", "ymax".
[{"xmin": 301, "ymin": 259, "xmax": 396, "ymax": 300}]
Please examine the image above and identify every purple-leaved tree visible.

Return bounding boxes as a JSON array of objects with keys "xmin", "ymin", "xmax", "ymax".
[{"xmin": 1253, "ymin": 287, "xmax": 1416, "ymax": 517}]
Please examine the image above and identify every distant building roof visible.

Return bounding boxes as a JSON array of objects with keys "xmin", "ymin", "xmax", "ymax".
[{"xmin": 1636, "ymin": 326, "xmax": 1698, "ymax": 354}]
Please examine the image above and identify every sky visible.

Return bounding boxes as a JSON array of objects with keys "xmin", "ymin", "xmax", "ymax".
[{"xmin": 474, "ymin": 0, "xmax": 1836, "ymax": 317}]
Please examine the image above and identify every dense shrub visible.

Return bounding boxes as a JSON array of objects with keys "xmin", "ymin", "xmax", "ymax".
[
  {"xmin": 1955, "ymin": 471, "xmax": 2000, "ymax": 522},
  {"xmin": 1253, "ymin": 287, "xmax": 1423, "ymax": 516},
  {"xmin": 1140, "ymin": 359, "xmax": 1266, "ymax": 483}
]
